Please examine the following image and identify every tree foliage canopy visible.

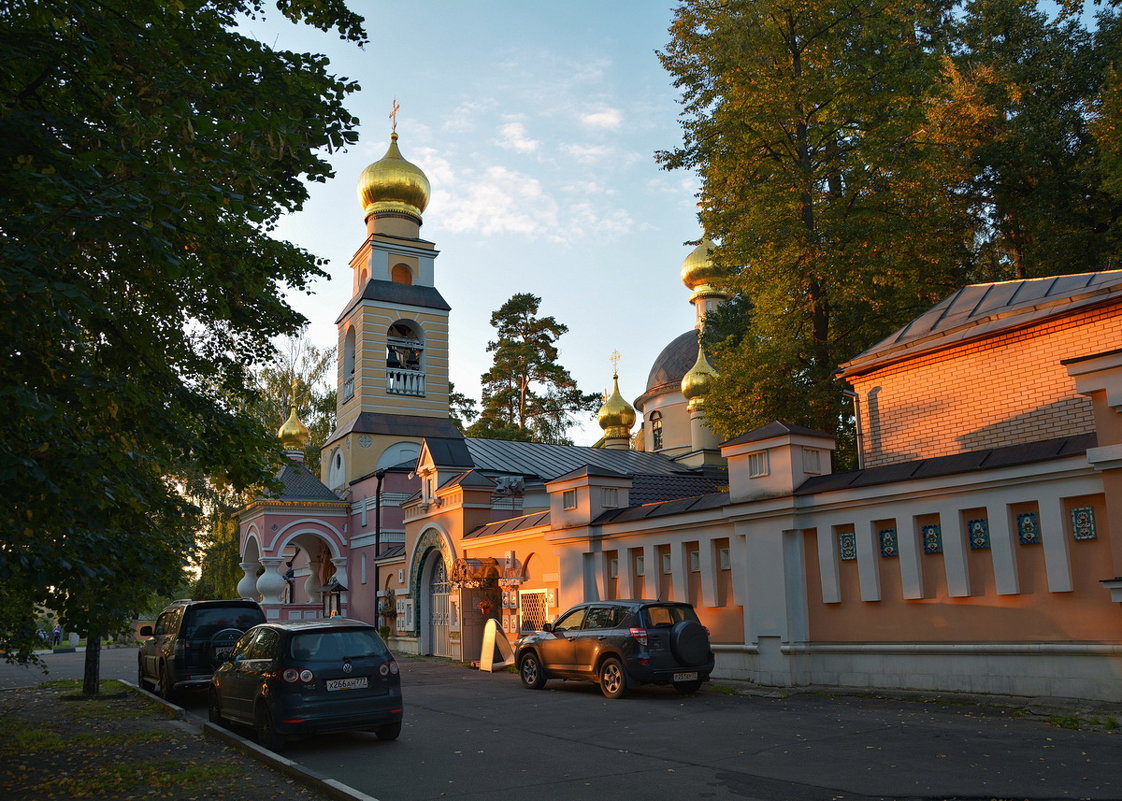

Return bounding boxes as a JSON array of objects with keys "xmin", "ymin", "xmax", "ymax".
[
  {"xmin": 660, "ymin": 0, "xmax": 1122, "ymax": 445},
  {"xmin": 0, "ymin": 0, "xmax": 364, "ymax": 657},
  {"xmin": 467, "ymin": 293, "xmax": 600, "ymax": 445}
]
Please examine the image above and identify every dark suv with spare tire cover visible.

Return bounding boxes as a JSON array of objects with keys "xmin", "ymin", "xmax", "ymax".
[
  {"xmin": 514, "ymin": 599, "xmax": 714, "ymax": 699},
  {"xmin": 138, "ymin": 599, "xmax": 265, "ymax": 702}
]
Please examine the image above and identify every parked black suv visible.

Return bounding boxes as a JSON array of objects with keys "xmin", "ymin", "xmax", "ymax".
[
  {"xmin": 514, "ymin": 599, "xmax": 714, "ymax": 699},
  {"xmin": 138, "ymin": 599, "xmax": 265, "ymax": 702}
]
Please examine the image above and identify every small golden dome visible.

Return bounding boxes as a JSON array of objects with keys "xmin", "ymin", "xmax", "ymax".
[
  {"xmin": 598, "ymin": 373, "xmax": 637, "ymax": 439},
  {"xmin": 357, "ymin": 133, "xmax": 431, "ymax": 221},
  {"xmin": 278, "ymin": 405, "xmax": 311, "ymax": 450},
  {"xmin": 681, "ymin": 237, "xmax": 723, "ymax": 291},
  {"xmin": 681, "ymin": 339, "xmax": 717, "ymax": 411}
]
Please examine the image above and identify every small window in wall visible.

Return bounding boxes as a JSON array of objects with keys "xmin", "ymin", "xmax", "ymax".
[
  {"xmin": 391, "ymin": 263, "xmax": 413, "ymax": 285},
  {"xmin": 650, "ymin": 411, "xmax": 663, "ymax": 451},
  {"xmin": 602, "ymin": 487, "xmax": 619, "ymax": 508},
  {"xmin": 662, "ymin": 553, "xmax": 672, "ymax": 574},
  {"xmin": 563, "ymin": 490, "xmax": 577, "ymax": 510},
  {"xmin": 802, "ymin": 448, "xmax": 821, "ymax": 474},
  {"xmin": 689, "ymin": 550, "xmax": 700, "ymax": 572},
  {"xmin": 719, "ymin": 547, "xmax": 730, "ymax": 570},
  {"xmin": 748, "ymin": 450, "xmax": 769, "ymax": 477},
  {"xmin": 328, "ymin": 448, "xmax": 345, "ymax": 489},
  {"xmin": 609, "ymin": 558, "xmax": 619, "ymax": 578},
  {"xmin": 635, "ymin": 555, "xmax": 645, "ymax": 576}
]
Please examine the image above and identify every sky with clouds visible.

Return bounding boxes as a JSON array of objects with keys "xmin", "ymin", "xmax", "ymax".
[{"xmin": 243, "ymin": 1, "xmax": 703, "ymax": 443}]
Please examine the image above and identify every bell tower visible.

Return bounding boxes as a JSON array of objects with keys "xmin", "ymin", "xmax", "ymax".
[{"xmin": 321, "ymin": 125, "xmax": 460, "ymax": 491}]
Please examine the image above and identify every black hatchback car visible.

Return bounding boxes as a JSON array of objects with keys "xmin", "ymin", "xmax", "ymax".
[
  {"xmin": 208, "ymin": 618, "xmax": 403, "ymax": 751},
  {"xmin": 138, "ymin": 599, "xmax": 266, "ymax": 703},
  {"xmin": 514, "ymin": 599, "xmax": 714, "ymax": 699}
]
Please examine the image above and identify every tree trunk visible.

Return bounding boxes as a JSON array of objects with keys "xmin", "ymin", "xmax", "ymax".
[{"xmin": 82, "ymin": 630, "xmax": 102, "ymax": 695}]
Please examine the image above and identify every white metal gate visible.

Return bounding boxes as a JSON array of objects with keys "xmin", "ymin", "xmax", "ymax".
[{"xmin": 429, "ymin": 557, "xmax": 451, "ymax": 658}]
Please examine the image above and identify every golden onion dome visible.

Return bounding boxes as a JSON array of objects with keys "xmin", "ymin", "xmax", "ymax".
[
  {"xmin": 357, "ymin": 133, "xmax": 431, "ymax": 221},
  {"xmin": 680, "ymin": 237, "xmax": 723, "ymax": 291},
  {"xmin": 680, "ymin": 340, "xmax": 717, "ymax": 411},
  {"xmin": 277, "ymin": 405, "xmax": 311, "ymax": 450},
  {"xmin": 598, "ymin": 373, "xmax": 637, "ymax": 439}
]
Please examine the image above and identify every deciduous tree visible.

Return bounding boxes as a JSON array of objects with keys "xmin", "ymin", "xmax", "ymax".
[
  {"xmin": 660, "ymin": 0, "xmax": 979, "ymax": 440},
  {"xmin": 0, "ymin": 0, "xmax": 364, "ymax": 689}
]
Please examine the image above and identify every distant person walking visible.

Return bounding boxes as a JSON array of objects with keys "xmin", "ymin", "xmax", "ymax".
[{"xmin": 52, "ymin": 625, "xmax": 62, "ymax": 646}]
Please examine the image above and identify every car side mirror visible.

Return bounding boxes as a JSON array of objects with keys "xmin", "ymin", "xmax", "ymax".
[
  {"xmin": 540, "ymin": 623, "xmax": 553, "ymax": 633},
  {"xmin": 139, "ymin": 625, "xmax": 153, "ymax": 637}
]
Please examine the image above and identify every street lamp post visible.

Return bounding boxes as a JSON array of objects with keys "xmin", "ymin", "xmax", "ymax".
[{"xmin": 374, "ymin": 469, "xmax": 386, "ymax": 627}]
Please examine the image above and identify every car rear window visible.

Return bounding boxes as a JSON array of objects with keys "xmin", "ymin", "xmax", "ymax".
[
  {"xmin": 643, "ymin": 604, "xmax": 699, "ymax": 627},
  {"xmin": 288, "ymin": 628, "xmax": 389, "ymax": 662},
  {"xmin": 185, "ymin": 607, "xmax": 265, "ymax": 639}
]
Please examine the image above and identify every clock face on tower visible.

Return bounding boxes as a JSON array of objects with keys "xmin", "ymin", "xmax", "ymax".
[{"xmin": 359, "ymin": 434, "xmax": 372, "ymax": 448}]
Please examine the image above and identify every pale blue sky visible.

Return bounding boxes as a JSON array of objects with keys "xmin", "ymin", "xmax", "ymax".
[{"xmin": 244, "ymin": 1, "xmax": 702, "ymax": 442}]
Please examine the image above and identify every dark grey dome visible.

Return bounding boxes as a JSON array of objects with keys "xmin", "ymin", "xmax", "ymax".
[{"xmin": 645, "ymin": 330, "xmax": 698, "ymax": 392}]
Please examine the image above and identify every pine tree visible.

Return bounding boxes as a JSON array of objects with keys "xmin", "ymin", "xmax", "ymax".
[{"xmin": 468, "ymin": 293, "xmax": 600, "ymax": 445}]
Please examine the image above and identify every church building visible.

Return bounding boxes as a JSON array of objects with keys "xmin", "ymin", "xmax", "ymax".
[{"xmin": 239, "ymin": 131, "xmax": 1122, "ymax": 702}]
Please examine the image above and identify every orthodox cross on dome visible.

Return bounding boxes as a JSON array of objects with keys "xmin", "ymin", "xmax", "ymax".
[
  {"xmin": 389, "ymin": 98, "xmax": 400, "ymax": 133},
  {"xmin": 289, "ymin": 377, "xmax": 299, "ymax": 406},
  {"xmin": 609, "ymin": 349, "xmax": 621, "ymax": 378}
]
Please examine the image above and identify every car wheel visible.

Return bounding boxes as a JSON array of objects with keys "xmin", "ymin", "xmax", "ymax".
[
  {"xmin": 669, "ymin": 620, "xmax": 710, "ymax": 665},
  {"xmin": 255, "ymin": 702, "xmax": 285, "ymax": 752},
  {"xmin": 519, "ymin": 652, "xmax": 547, "ymax": 690},
  {"xmin": 374, "ymin": 721, "xmax": 402, "ymax": 741},
  {"xmin": 137, "ymin": 659, "xmax": 154, "ymax": 692},
  {"xmin": 158, "ymin": 665, "xmax": 179, "ymax": 705},
  {"xmin": 207, "ymin": 688, "xmax": 226, "ymax": 726},
  {"xmin": 673, "ymin": 679, "xmax": 703, "ymax": 694},
  {"xmin": 598, "ymin": 656, "xmax": 628, "ymax": 699}
]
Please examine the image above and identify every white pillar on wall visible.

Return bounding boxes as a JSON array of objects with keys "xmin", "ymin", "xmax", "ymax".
[
  {"xmin": 617, "ymin": 547, "xmax": 634, "ymax": 599},
  {"xmin": 816, "ymin": 521, "xmax": 842, "ymax": 604},
  {"xmin": 854, "ymin": 516, "xmax": 881, "ymax": 602},
  {"xmin": 898, "ymin": 515, "xmax": 924, "ymax": 600},
  {"xmin": 670, "ymin": 541, "xmax": 688, "ymax": 602},
  {"xmin": 988, "ymin": 503, "xmax": 1020, "ymax": 595},
  {"xmin": 1038, "ymin": 495, "xmax": 1073, "ymax": 593},
  {"xmin": 941, "ymin": 513, "xmax": 971, "ymax": 597},
  {"xmin": 699, "ymin": 538, "xmax": 718, "ymax": 607}
]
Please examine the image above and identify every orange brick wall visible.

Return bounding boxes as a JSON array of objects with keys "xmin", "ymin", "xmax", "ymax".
[{"xmin": 849, "ymin": 304, "xmax": 1122, "ymax": 467}]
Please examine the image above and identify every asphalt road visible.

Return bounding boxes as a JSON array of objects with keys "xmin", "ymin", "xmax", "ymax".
[{"xmin": 4, "ymin": 648, "xmax": 1119, "ymax": 801}]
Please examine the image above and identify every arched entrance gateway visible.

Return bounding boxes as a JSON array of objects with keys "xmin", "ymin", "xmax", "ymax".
[
  {"xmin": 410, "ymin": 528, "xmax": 456, "ymax": 658},
  {"xmin": 421, "ymin": 550, "xmax": 452, "ymax": 658}
]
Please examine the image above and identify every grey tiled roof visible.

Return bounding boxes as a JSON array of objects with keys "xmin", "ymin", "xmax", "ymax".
[
  {"xmin": 723, "ymin": 421, "xmax": 831, "ymax": 447},
  {"xmin": 464, "ymin": 510, "xmax": 552, "ymax": 539},
  {"xmin": 839, "ymin": 270, "xmax": 1122, "ymax": 377},
  {"xmin": 593, "ymin": 492, "xmax": 729, "ymax": 525},
  {"xmin": 796, "ymin": 433, "xmax": 1096, "ymax": 494},
  {"xmin": 266, "ymin": 463, "xmax": 345, "ymax": 504},
  {"xmin": 335, "ymin": 279, "xmax": 451, "ymax": 323},
  {"xmin": 464, "ymin": 437, "xmax": 693, "ymax": 481},
  {"xmin": 629, "ymin": 473, "xmax": 726, "ymax": 505}
]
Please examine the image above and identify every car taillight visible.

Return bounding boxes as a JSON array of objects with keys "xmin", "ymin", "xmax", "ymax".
[
  {"xmin": 629, "ymin": 627, "xmax": 648, "ymax": 647},
  {"xmin": 282, "ymin": 668, "xmax": 314, "ymax": 683},
  {"xmin": 389, "ymin": 659, "xmax": 399, "ymax": 675}
]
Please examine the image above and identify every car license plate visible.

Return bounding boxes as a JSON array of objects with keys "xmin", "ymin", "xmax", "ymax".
[
  {"xmin": 326, "ymin": 677, "xmax": 368, "ymax": 691},
  {"xmin": 673, "ymin": 671, "xmax": 698, "ymax": 682}
]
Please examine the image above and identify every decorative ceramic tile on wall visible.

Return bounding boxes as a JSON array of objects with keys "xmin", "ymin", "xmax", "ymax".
[
  {"xmin": 839, "ymin": 531, "xmax": 857, "ymax": 561},
  {"xmin": 922, "ymin": 524, "xmax": 943, "ymax": 554},
  {"xmin": 879, "ymin": 528, "xmax": 898, "ymax": 558},
  {"xmin": 968, "ymin": 518, "xmax": 990, "ymax": 550},
  {"xmin": 1017, "ymin": 511, "xmax": 1041, "ymax": 545},
  {"xmin": 1071, "ymin": 506, "xmax": 1096, "ymax": 540}
]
